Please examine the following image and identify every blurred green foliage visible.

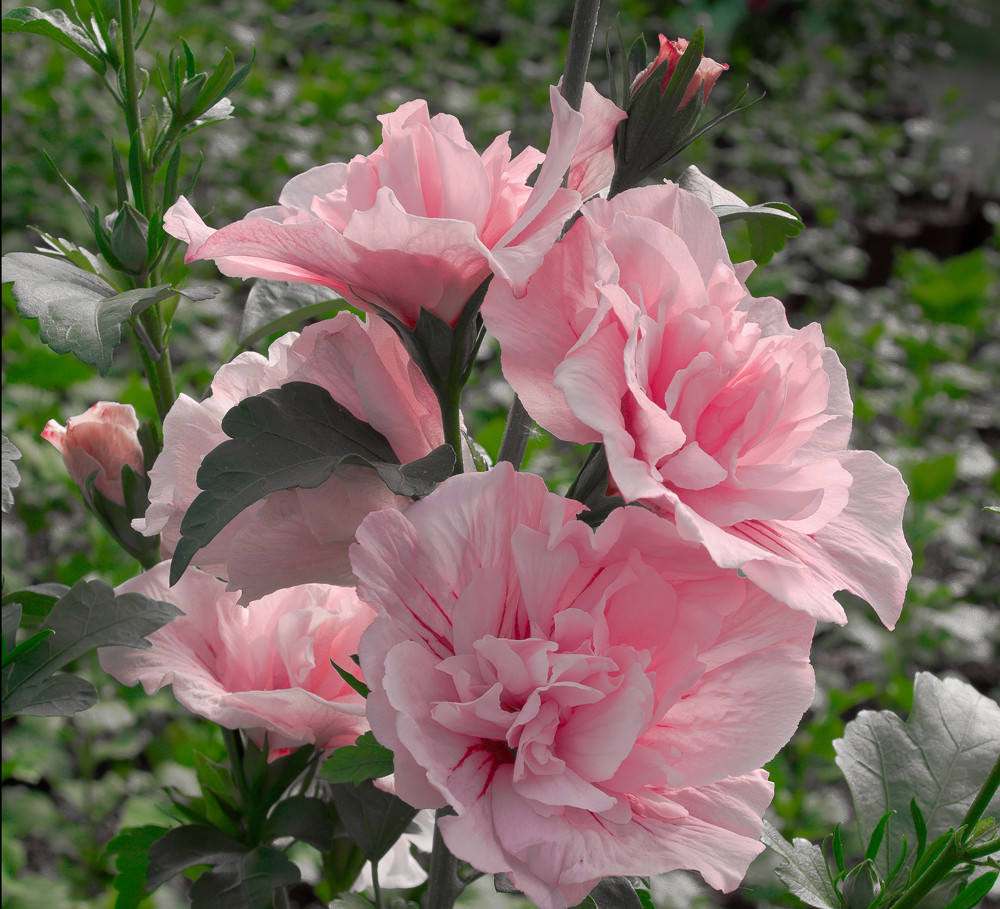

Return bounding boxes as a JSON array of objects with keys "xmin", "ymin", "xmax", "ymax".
[{"xmin": 2, "ymin": 0, "xmax": 998, "ymax": 906}]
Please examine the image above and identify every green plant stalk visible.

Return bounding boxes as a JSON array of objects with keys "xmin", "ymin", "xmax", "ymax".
[
  {"xmin": 426, "ymin": 808, "xmax": 463, "ymax": 909},
  {"xmin": 497, "ymin": 0, "xmax": 600, "ymax": 468},
  {"xmin": 121, "ymin": 0, "xmax": 177, "ymax": 423},
  {"xmin": 890, "ymin": 752, "xmax": 1000, "ymax": 909}
]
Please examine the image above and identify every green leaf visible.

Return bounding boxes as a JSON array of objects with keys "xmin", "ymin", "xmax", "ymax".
[
  {"xmin": 867, "ymin": 811, "xmax": 895, "ymax": 863},
  {"xmin": 587, "ymin": 877, "xmax": 643, "ymax": 909},
  {"xmin": 170, "ymin": 382, "xmax": 455, "ymax": 584},
  {"xmin": 1, "ymin": 253, "xmax": 176, "ymax": 374},
  {"xmin": 321, "ymin": 732, "xmax": 394, "ymax": 785},
  {"xmin": 1, "ymin": 579, "xmax": 182, "ymax": 718},
  {"xmin": 188, "ymin": 847, "xmax": 301, "ymax": 909},
  {"xmin": 1, "ymin": 603, "xmax": 20, "ymax": 656},
  {"xmin": 2, "ymin": 7, "xmax": 106, "ymax": 74},
  {"xmin": 833, "ymin": 673, "xmax": 1000, "ymax": 880},
  {"xmin": 146, "ymin": 824, "xmax": 247, "ymax": 891},
  {"xmin": 678, "ymin": 166, "xmax": 804, "ymax": 264},
  {"xmin": 261, "ymin": 796, "xmax": 334, "ymax": 851},
  {"xmin": 330, "ymin": 657, "xmax": 369, "ymax": 698},
  {"xmin": 943, "ymin": 870, "xmax": 998, "ymax": 909},
  {"xmin": 237, "ymin": 278, "xmax": 347, "ymax": 348},
  {"xmin": 327, "ymin": 779, "xmax": 418, "ymax": 863},
  {"xmin": 2, "ymin": 624, "xmax": 53, "ymax": 668},
  {"xmin": 105, "ymin": 825, "xmax": 171, "ymax": 909},
  {"xmin": 1, "ymin": 583, "xmax": 70, "ymax": 620},
  {"xmin": 761, "ymin": 820, "xmax": 840, "ymax": 909},
  {"xmin": 2, "ymin": 430, "xmax": 22, "ymax": 513}
]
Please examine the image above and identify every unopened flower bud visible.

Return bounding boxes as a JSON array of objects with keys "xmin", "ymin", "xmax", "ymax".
[{"xmin": 42, "ymin": 402, "xmax": 145, "ymax": 507}]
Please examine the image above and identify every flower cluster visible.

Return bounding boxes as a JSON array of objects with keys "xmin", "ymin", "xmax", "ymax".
[{"xmin": 84, "ymin": 43, "xmax": 910, "ymax": 908}]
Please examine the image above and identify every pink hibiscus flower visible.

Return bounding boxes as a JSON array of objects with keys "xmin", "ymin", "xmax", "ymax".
[
  {"xmin": 100, "ymin": 561, "xmax": 374, "ymax": 755},
  {"xmin": 481, "ymin": 183, "xmax": 911, "ymax": 627},
  {"xmin": 163, "ymin": 86, "xmax": 593, "ymax": 328},
  {"xmin": 353, "ymin": 464, "xmax": 816, "ymax": 909}
]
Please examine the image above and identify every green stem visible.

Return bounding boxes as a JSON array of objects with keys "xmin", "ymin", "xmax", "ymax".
[
  {"xmin": 426, "ymin": 808, "xmax": 463, "ymax": 909},
  {"xmin": 273, "ymin": 887, "xmax": 292, "ymax": 909},
  {"xmin": 121, "ymin": 0, "xmax": 176, "ymax": 425},
  {"xmin": 119, "ymin": 1, "xmax": 153, "ymax": 216},
  {"xmin": 497, "ymin": 0, "xmax": 600, "ymax": 469},
  {"xmin": 960, "ymin": 751, "xmax": 1000, "ymax": 835},
  {"xmin": 891, "ymin": 751, "xmax": 1000, "ymax": 909},
  {"xmin": 559, "ymin": 0, "xmax": 601, "ymax": 112},
  {"xmin": 497, "ymin": 395, "xmax": 534, "ymax": 468},
  {"xmin": 133, "ymin": 305, "xmax": 176, "ymax": 423},
  {"xmin": 371, "ymin": 860, "xmax": 383, "ymax": 909}
]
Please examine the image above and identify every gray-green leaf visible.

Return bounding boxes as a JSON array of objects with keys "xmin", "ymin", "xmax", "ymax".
[
  {"xmin": 761, "ymin": 820, "xmax": 839, "ymax": 909},
  {"xmin": 237, "ymin": 278, "xmax": 346, "ymax": 349},
  {"xmin": 678, "ymin": 165, "xmax": 804, "ymax": 264},
  {"xmin": 2, "ymin": 253, "xmax": 176, "ymax": 374},
  {"xmin": 2, "ymin": 7, "xmax": 106, "ymax": 74},
  {"xmin": 2, "ymin": 430, "xmax": 21, "ymax": 513},
  {"xmin": 834, "ymin": 672, "xmax": 1000, "ymax": 880}
]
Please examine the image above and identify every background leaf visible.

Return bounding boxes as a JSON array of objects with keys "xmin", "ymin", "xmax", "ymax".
[{"xmin": 833, "ymin": 672, "xmax": 1000, "ymax": 880}]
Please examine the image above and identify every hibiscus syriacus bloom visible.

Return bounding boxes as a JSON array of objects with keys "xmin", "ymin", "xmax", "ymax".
[
  {"xmin": 353, "ymin": 464, "xmax": 816, "ymax": 909},
  {"xmin": 481, "ymin": 184, "xmax": 911, "ymax": 627},
  {"xmin": 136, "ymin": 312, "xmax": 442, "ymax": 603},
  {"xmin": 42, "ymin": 401, "xmax": 145, "ymax": 507},
  {"xmin": 99, "ymin": 562, "xmax": 374, "ymax": 754},
  {"xmin": 163, "ymin": 86, "xmax": 597, "ymax": 328},
  {"xmin": 631, "ymin": 35, "xmax": 729, "ymax": 107}
]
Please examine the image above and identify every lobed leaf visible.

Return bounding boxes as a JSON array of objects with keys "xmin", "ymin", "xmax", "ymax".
[
  {"xmin": 105, "ymin": 825, "xmax": 171, "ymax": 909},
  {"xmin": 146, "ymin": 824, "xmax": 247, "ymax": 891},
  {"xmin": 834, "ymin": 673, "xmax": 1000, "ymax": 881},
  {"xmin": 321, "ymin": 732, "xmax": 394, "ymax": 786},
  {"xmin": 1, "ymin": 579, "xmax": 181, "ymax": 718},
  {"xmin": 170, "ymin": 382, "xmax": 454, "ymax": 584},
  {"xmin": 2, "ymin": 253, "xmax": 176, "ymax": 374}
]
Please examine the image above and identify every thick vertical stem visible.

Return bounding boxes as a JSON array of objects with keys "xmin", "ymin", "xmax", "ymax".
[
  {"xmin": 498, "ymin": 0, "xmax": 600, "ymax": 469},
  {"xmin": 425, "ymin": 809, "xmax": 463, "ymax": 909}
]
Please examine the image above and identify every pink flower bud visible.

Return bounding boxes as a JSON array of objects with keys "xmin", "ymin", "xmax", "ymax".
[
  {"xmin": 631, "ymin": 35, "xmax": 729, "ymax": 108},
  {"xmin": 42, "ymin": 402, "xmax": 144, "ymax": 507}
]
